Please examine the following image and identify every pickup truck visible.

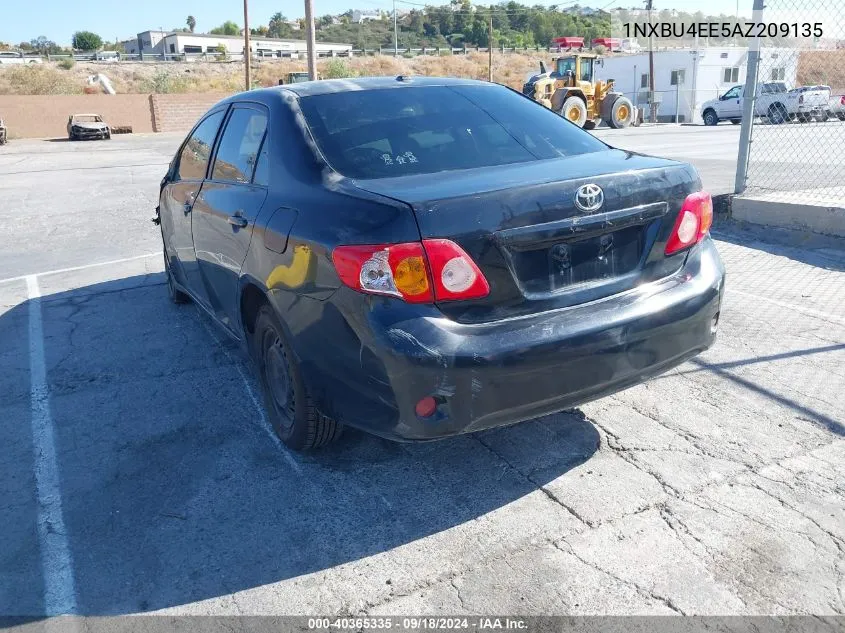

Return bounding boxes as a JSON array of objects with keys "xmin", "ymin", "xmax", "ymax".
[
  {"xmin": 0, "ymin": 51, "xmax": 43, "ymax": 65},
  {"xmin": 701, "ymin": 81, "xmax": 830, "ymax": 125}
]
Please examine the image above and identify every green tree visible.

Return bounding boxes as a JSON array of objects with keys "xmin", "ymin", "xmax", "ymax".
[
  {"xmin": 187, "ymin": 15, "xmax": 197, "ymax": 32},
  {"xmin": 268, "ymin": 12, "xmax": 293, "ymax": 39},
  {"xmin": 30, "ymin": 36, "xmax": 60, "ymax": 54},
  {"xmin": 210, "ymin": 21, "xmax": 240, "ymax": 35},
  {"xmin": 72, "ymin": 31, "xmax": 103, "ymax": 51}
]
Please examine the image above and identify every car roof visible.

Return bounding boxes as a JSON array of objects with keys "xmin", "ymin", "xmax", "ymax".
[
  {"xmin": 71, "ymin": 113, "xmax": 102, "ymax": 117},
  {"xmin": 253, "ymin": 75, "xmax": 494, "ymax": 99}
]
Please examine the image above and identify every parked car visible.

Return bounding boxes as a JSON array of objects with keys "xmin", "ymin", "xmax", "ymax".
[
  {"xmin": 67, "ymin": 114, "xmax": 111, "ymax": 140},
  {"xmin": 94, "ymin": 50, "xmax": 121, "ymax": 62},
  {"xmin": 0, "ymin": 51, "xmax": 42, "ymax": 64},
  {"xmin": 701, "ymin": 81, "xmax": 829, "ymax": 125},
  {"xmin": 789, "ymin": 85, "xmax": 831, "ymax": 122},
  {"xmin": 826, "ymin": 91, "xmax": 845, "ymax": 121},
  {"xmin": 156, "ymin": 77, "xmax": 725, "ymax": 450}
]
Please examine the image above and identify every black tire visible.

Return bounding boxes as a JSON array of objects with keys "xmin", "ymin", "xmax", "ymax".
[
  {"xmin": 583, "ymin": 120, "xmax": 597, "ymax": 130},
  {"xmin": 560, "ymin": 95, "xmax": 588, "ymax": 128},
  {"xmin": 608, "ymin": 96, "xmax": 634, "ymax": 128},
  {"xmin": 816, "ymin": 112, "xmax": 829, "ymax": 122},
  {"xmin": 252, "ymin": 304, "xmax": 342, "ymax": 450},
  {"xmin": 768, "ymin": 103, "xmax": 787, "ymax": 124},
  {"xmin": 163, "ymin": 250, "xmax": 190, "ymax": 304},
  {"xmin": 703, "ymin": 109, "xmax": 718, "ymax": 126},
  {"xmin": 838, "ymin": 113, "xmax": 845, "ymax": 121},
  {"xmin": 730, "ymin": 118, "xmax": 741, "ymax": 124},
  {"xmin": 796, "ymin": 113, "xmax": 809, "ymax": 123}
]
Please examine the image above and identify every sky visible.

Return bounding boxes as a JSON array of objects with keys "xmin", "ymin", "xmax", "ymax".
[{"xmin": 5, "ymin": 0, "xmax": 754, "ymax": 46}]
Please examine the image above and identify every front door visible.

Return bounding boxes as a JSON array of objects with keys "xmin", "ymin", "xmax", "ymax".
[
  {"xmin": 718, "ymin": 86, "xmax": 743, "ymax": 119},
  {"xmin": 191, "ymin": 104, "xmax": 270, "ymax": 333},
  {"xmin": 160, "ymin": 109, "xmax": 226, "ymax": 308}
]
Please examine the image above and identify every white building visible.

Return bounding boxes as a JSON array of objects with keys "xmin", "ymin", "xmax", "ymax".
[
  {"xmin": 351, "ymin": 9, "xmax": 382, "ymax": 23},
  {"xmin": 122, "ymin": 30, "xmax": 352, "ymax": 58},
  {"xmin": 595, "ymin": 47, "xmax": 798, "ymax": 123}
]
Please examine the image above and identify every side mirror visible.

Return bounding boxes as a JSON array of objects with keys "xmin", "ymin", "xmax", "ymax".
[{"xmin": 539, "ymin": 61, "xmax": 546, "ymax": 74}]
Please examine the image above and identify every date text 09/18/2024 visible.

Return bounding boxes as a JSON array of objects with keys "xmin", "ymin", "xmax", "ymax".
[{"xmin": 307, "ymin": 618, "xmax": 529, "ymax": 630}]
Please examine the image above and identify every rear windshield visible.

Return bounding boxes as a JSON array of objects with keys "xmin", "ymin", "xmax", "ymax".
[{"xmin": 297, "ymin": 84, "xmax": 607, "ymax": 179}]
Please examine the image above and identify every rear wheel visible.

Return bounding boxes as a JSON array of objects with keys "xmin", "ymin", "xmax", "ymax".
[
  {"xmin": 703, "ymin": 109, "xmax": 719, "ymax": 126},
  {"xmin": 252, "ymin": 305, "xmax": 342, "ymax": 451},
  {"xmin": 838, "ymin": 113, "xmax": 845, "ymax": 121},
  {"xmin": 560, "ymin": 96, "xmax": 588, "ymax": 128},
  {"xmin": 796, "ymin": 113, "xmax": 809, "ymax": 123},
  {"xmin": 768, "ymin": 103, "xmax": 788, "ymax": 124},
  {"xmin": 608, "ymin": 96, "xmax": 634, "ymax": 128},
  {"xmin": 730, "ymin": 118, "xmax": 741, "ymax": 124}
]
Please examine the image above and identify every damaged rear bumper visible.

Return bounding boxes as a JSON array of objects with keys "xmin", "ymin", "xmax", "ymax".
[{"xmin": 299, "ymin": 238, "xmax": 725, "ymax": 441}]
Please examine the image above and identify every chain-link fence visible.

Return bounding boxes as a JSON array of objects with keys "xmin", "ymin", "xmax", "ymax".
[{"xmin": 738, "ymin": 0, "xmax": 845, "ymax": 203}]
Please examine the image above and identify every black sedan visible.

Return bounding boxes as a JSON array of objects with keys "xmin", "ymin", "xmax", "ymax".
[{"xmin": 157, "ymin": 76, "xmax": 725, "ymax": 451}]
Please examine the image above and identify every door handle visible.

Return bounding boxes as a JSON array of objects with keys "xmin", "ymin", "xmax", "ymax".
[{"xmin": 228, "ymin": 212, "xmax": 248, "ymax": 228}]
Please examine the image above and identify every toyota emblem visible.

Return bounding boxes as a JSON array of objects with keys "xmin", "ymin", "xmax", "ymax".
[{"xmin": 574, "ymin": 184, "xmax": 604, "ymax": 213}]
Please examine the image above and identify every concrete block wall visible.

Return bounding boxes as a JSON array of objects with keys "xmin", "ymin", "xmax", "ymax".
[
  {"xmin": 0, "ymin": 92, "xmax": 233, "ymax": 139},
  {"xmin": 149, "ymin": 93, "xmax": 231, "ymax": 132},
  {"xmin": 0, "ymin": 94, "xmax": 155, "ymax": 139}
]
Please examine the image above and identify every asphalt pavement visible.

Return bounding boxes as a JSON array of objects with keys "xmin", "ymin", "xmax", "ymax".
[{"xmin": 1, "ymin": 133, "xmax": 844, "ymax": 617}]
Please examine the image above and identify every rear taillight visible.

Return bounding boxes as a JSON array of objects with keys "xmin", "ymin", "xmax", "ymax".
[
  {"xmin": 799, "ymin": 94, "xmax": 804, "ymax": 104},
  {"xmin": 665, "ymin": 191, "xmax": 713, "ymax": 256},
  {"xmin": 840, "ymin": 95, "xmax": 845, "ymax": 105},
  {"xmin": 332, "ymin": 239, "xmax": 489, "ymax": 303}
]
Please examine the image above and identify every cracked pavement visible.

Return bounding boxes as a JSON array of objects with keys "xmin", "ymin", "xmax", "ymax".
[{"xmin": 1, "ymin": 135, "xmax": 844, "ymax": 616}]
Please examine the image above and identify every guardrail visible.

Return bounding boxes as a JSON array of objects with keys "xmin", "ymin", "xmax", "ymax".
[{"xmin": 36, "ymin": 45, "xmax": 569, "ymax": 64}]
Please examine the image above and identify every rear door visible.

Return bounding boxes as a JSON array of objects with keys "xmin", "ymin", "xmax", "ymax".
[
  {"xmin": 160, "ymin": 109, "xmax": 226, "ymax": 308},
  {"xmin": 190, "ymin": 103, "xmax": 269, "ymax": 332}
]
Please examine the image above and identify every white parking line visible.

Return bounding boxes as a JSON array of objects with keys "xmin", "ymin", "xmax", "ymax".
[
  {"xmin": 0, "ymin": 253, "xmax": 159, "ymax": 286},
  {"xmin": 26, "ymin": 275, "xmax": 78, "ymax": 616},
  {"xmin": 728, "ymin": 288, "xmax": 845, "ymax": 326}
]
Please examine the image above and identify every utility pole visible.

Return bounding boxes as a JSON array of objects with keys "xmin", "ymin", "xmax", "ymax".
[
  {"xmin": 734, "ymin": 0, "xmax": 765, "ymax": 194},
  {"xmin": 646, "ymin": 0, "xmax": 656, "ymax": 122},
  {"xmin": 393, "ymin": 0, "xmax": 399, "ymax": 55},
  {"xmin": 243, "ymin": 0, "xmax": 251, "ymax": 90},
  {"xmin": 304, "ymin": 0, "xmax": 317, "ymax": 80},
  {"xmin": 488, "ymin": 15, "xmax": 493, "ymax": 82}
]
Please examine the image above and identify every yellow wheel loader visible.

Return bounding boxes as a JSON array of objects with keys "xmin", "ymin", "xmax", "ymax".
[{"xmin": 522, "ymin": 52, "xmax": 634, "ymax": 129}]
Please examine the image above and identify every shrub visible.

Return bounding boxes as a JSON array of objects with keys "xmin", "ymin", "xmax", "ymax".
[
  {"xmin": 142, "ymin": 69, "xmax": 187, "ymax": 93},
  {"xmin": 0, "ymin": 65, "xmax": 79, "ymax": 95},
  {"xmin": 57, "ymin": 58, "xmax": 75, "ymax": 70},
  {"xmin": 321, "ymin": 59, "xmax": 355, "ymax": 79}
]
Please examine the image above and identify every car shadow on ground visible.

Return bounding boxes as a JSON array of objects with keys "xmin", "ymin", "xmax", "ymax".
[{"xmin": 0, "ymin": 273, "xmax": 600, "ymax": 615}]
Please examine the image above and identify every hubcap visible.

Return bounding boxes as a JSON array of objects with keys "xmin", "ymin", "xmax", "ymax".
[
  {"xmin": 264, "ymin": 333, "xmax": 294, "ymax": 428},
  {"xmin": 616, "ymin": 104, "xmax": 629, "ymax": 121},
  {"xmin": 567, "ymin": 107, "xmax": 580, "ymax": 121}
]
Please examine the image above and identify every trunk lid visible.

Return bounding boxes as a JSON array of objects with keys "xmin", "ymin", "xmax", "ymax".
[{"xmin": 352, "ymin": 149, "xmax": 701, "ymax": 323}]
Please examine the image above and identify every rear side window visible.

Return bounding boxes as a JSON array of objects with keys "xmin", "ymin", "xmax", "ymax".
[
  {"xmin": 178, "ymin": 111, "xmax": 224, "ymax": 180},
  {"xmin": 298, "ymin": 84, "xmax": 607, "ymax": 179},
  {"xmin": 212, "ymin": 107, "xmax": 268, "ymax": 184}
]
